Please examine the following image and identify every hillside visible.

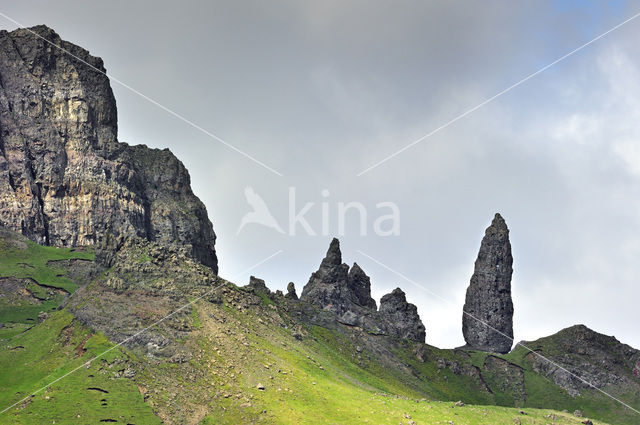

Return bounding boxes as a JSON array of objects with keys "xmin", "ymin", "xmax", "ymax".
[
  {"xmin": 0, "ymin": 228, "xmax": 637, "ymax": 424},
  {"xmin": 0, "ymin": 24, "xmax": 639, "ymax": 425}
]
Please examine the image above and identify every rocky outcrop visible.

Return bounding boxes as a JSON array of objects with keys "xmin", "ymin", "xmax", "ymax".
[
  {"xmin": 244, "ymin": 276, "xmax": 270, "ymax": 294},
  {"xmin": 301, "ymin": 238, "xmax": 378, "ymax": 326},
  {"xmin": 301, "ymin": 238, "xmax": 425, "ymax": 341},
  {"xmin": 0, "ymin": 25, "xmax": 217, "ymax": 271},
  {"xmin": 462, "ymin": 213, "xmax": 513, "ymax": 354},
  {"xmin": 285, "ymin": 282, "xmax": 298, "ymax": 300},
  {"xmin": 379, "ymin": 288, "xmax": 425, "ymax": 342},
  {"xmin": 523, "ymin": 325, "xmax": 640, "ymax": 397}
]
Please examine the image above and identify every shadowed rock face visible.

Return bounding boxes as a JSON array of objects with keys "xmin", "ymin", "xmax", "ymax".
[
  {"xmin": 462, "ymin": 213, "xmax": 513, "ymax": 354},
  {"xmin": 285, "ymin": 282, "xmax": 298, "ymax": 300},
  {"xmin": 244, "ymin": 276, "xmax": 270, "ymax": 294},
  {"xmin": 300, "ymin": 239, "xmax": 377, "ymax": 321},
  {"xmin": 347, "ymin": 263, "xmax": 377, "ymax": 310},
  {"xmin": 0, "ymin": 25, "xmax": 217, "ymax": 271},
  {"xmin": 301, "ymin": 238, "xmax": 425, "ymax": 342},
  {"xmin": 379, "ymin": 288, "xmax": 426, "ymax": 342}
]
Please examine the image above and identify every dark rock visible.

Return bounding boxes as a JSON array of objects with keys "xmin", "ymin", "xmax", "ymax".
[
  {"xmin": 244, "ymin": 276, "xmax": 270, "ymax": 295},
  {"xmin": 285, "ymin": 282, "xmax": 298, "ymax": 300},
  {"xmin": 301, "ymin": 238, "xmax": 425, "ymax": 342},
  {"xmin": 522, "ymin": 324, "xmax": 640, "ymax": 397},
  {"xmin": 301, "ymin": 238, "xmax": 376, "ymax": 315},
  {"xmin": 379, "ymin": 288, "xmax": 425, "ymax": 343},
  {"xmin": 347, "ymin": 263, "xmax": 377, "ymax": 310},
  {"xmin": 462, "ymin": 213, "xmax": 514, "ymax": 354},
  {"xmin": 0, "ymin": 25, "xmax": 217, "ymax": 272},
  {"xmin": 482, "ymin": 355, "xmax": 525, "ymax": 404}
]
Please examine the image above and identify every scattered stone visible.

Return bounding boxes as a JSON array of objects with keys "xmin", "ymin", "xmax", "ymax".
[
  {"xmin": 454, "ymin": 401, "xmax": 465, "ymax": 407},
  {"xmin": 37, "ymin": 312, "xmax": 49, "ymax": 323},
  {"xmin": 256, "ymin": 383, "xmax": 265, "ymax": 390},
  {"xmin": 574, "ymin": 410, "xmax": 583, "ymax": 417}
]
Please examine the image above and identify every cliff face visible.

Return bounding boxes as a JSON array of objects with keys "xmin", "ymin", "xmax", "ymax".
[
  {"xmin": 462, "ymin": 213, "xmax": 513, "ymax": 353},
  {"xmin": 0, "ymin": 25, "xmax": 217, "ymax": 271}
]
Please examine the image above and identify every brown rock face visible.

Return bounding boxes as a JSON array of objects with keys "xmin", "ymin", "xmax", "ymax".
[
  {"xmin": 462, "ymin": 213, "xmax": 513, "ymax": 353},
  {"xmin": 0, "ymin": 25, "xmax": 217, "ymax": 271}
]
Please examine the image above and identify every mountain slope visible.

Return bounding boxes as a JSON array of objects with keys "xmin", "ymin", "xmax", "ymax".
[
  {"xmin": 0, "ymin": 24, "xmax": 639, "ymax": 425},
  {"xmin": 1, "ymin": 228, "xmax": 637, "ymax": 424}
]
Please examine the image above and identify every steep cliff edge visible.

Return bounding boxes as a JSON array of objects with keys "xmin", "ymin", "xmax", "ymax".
[{"xmin": 0, "ymin": 25, "xmax": 217, "ymax": 271}]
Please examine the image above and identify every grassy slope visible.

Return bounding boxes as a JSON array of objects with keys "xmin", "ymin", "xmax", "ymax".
[
  {"xmin": 140, "ymin": 298, "xmax": 605, "ymax": 425},
  {"xmin": 0, "ymin": 233, "xmax": 628, "ymax": 424},
  {"xmin": 0, "ymin": 310, "xmax": 160, "ymax": 424},
  {"xmin": 0, "ymin": 233, "xmax": 93, "ymax": 324}
]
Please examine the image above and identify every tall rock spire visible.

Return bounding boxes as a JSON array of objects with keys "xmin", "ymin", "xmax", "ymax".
[
  {"xmin": 300, "ymin": 238, "xmax": 377, "ymax": 319},
  {"xmin": 462, "ymin": 213, "xmax": 514, "ymax": 354}
]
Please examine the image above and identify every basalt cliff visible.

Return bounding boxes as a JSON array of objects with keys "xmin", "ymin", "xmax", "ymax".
[{"xmin": 0, "ymin": 25, "xmax": 218, "ymax": 271}]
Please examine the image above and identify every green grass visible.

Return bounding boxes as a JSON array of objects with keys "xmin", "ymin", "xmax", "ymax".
[
  {"xmin": 0, "ymin": 311, "xmax": 160, "ymax": 424},
  {"xmin": 502, "ymin": 344, "xmax": 640, "ymax": 425},
  {"xmin": 0, "ymin": 234, "xmax": 94, "ymax": 324},
  {"xmin": 0, "ymin": 237, "xmax": 630, "ymax": 424},
  {"xmin": 178, "ymin": 302, "xmax": 601, "ymax": 425}
]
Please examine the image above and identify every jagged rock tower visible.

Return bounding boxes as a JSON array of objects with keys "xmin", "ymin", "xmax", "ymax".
[
  {"xmin": 300, "ymin": 238, "xmax": 377, "ymax": 325},
  {"xmin": 462, "ymin": 213, "xmax": 514, "ymax": 354},
  {"xmin": 0, "ymin": 26, "xmax": 217, "ymax": 271},
  {"xmin": 301, "ymin": 238, "xmax": 426, "ymax": 343}
]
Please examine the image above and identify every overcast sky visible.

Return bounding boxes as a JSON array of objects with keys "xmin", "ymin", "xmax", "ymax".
[{"xmin": 3, "ymin": 1, "xmax": 639, "ymax": 349}]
